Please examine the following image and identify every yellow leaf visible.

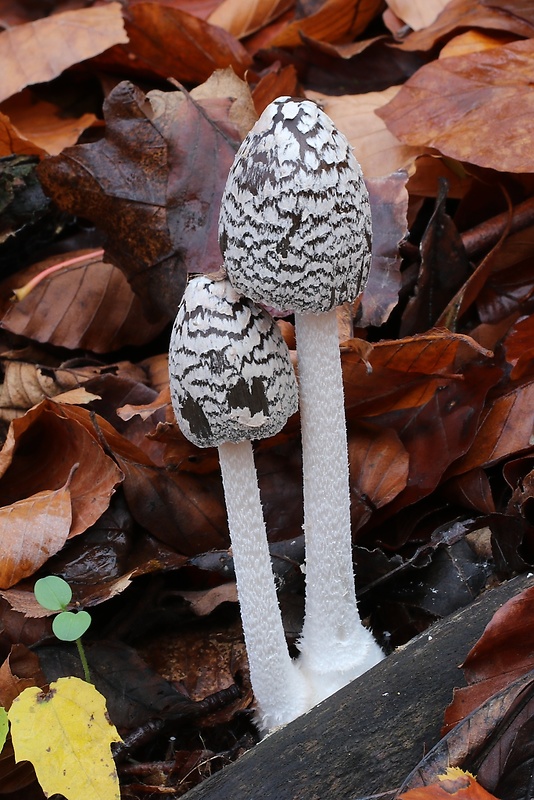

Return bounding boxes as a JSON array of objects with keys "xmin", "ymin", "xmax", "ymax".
[{"xmin": 8, "ymin": 677, "xmax": 121, "ymax": 800}]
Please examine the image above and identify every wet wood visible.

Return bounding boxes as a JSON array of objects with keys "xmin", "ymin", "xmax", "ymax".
[{"xmin": 184, "ymin": 574, "xmax": 534, "ymax": 800}]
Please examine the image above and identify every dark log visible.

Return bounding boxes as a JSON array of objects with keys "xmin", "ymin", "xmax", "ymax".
[{"xmin": 184, "ymin": 574, "xmax": 534, "ymax": 800}]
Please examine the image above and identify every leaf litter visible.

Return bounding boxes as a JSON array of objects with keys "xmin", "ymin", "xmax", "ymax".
[{"xmin": 1, "ymin": 0, "xmax": 534, "ymax": 797}]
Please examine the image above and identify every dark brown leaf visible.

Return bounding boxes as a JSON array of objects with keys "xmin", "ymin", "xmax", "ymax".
[{"xmin": 38, "ymin": 78, "xmax": 249, "ymax": 321}]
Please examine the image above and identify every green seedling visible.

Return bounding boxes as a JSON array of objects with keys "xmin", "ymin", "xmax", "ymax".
[{"xmin": 34, "ymin": 576, "xmax": 92, "ymax": 682}]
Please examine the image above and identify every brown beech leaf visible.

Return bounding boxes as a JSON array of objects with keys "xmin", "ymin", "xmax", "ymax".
[
  {"xmin": 443, "ymin": 469, "xmax": 495, "ymax": 515},
  {"xmin": 0, "ymin": 251, "xmax": 165, "ymax": 353},
  {"xmin": 0, "ymin": 353, "xmax": 150, "ymax": 423},
  {"xmin": 0, "ymin": 251, "xmax": 166, "ymax": 352},
  {"xmin": 378, "ymin": 39, "xmax": 534, "ymax": 173},
  {"xmin": 444, "ymin": 585, "xmax": 534, "ymax": 733},
  {"xmin": 343, "ymin": 333, "xmax": 501, "ymax": 510},
  {"xmin": 396, "ymin": 0, "xmax": 534, "ymax": 52},
  {"xmin": 0, "ymin": 401, "xmax": 123, "ymax": 537},
  {"xmin": 208, "ymin": 0, "xmax": 293, "ymax": 38},
  {"xmin": 503, "ymin": 315, "xmax": 534, "ymax": 379},
  {"xmin": 251, "ymin": 64, "xmax": 301, "ymax": 114},
  {"xmin": 120, "ymin": 2, "xmax": 252, "ymax": 84},
  {"xmin": 342, "ymin": 331, "xmax": 495, "ymax": 416},
  {"xmin": 141, "ymin": 618, "xmax": 248, "ymax": 706},
  {"xmin": 81, "ymin": 373, "xmax": 166, "ymax": 464},
  {"xmin": 0, "ymin": 3, "xmax": 128, "ymax": 103},
  {"xmin": 0, "ymin": 481, "xmax": 72, "ymax": 589},
  {"xmin": 270, "ymin": 0, "xmax": 383, "ymax": 47},
  {"xmin": 0, "ymin": 91, "xmax": 97, "ymax": 156},
  {"xmin": 0, "ymin": 112, "xmax": 46, "ymax": 158},
  {"xmin": 38, "ymin": 78, "xmax": 248, "ymax": 321}
]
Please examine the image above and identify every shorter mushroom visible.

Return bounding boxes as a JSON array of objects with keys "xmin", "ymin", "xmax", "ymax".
[{"xmin": 168, "ymin": 274, "xmax": 308, "ymax": 732}]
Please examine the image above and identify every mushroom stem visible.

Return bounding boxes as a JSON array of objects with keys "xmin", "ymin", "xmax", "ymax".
[
  {"xmin": 218, "ymin": 439, "xmax": 307, "ymax": 731},
  {"xmin": 295, "ymin": 310, "xmax": 383, "ymax": 699}
]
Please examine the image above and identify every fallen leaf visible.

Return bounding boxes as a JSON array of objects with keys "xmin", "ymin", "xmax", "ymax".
[
  {"xmin": 0, "ymin": 90, "xmax": 97, "ymax": 156},
  {"xmin": 400, "ymin": 180, "xmax": 472, "ymax": 336},
  {"xmin": 0, "ymin": 482, "xmax": 72, "ymax": 590},
  {"xmin": 0, "ymin": 4, "xmax": 128, "ymax": 103},
  {"xmin": 9, "ymin": 676, "xmax": 121, "ymax": 800},
  {"xmin": 396, "ymin": 0, "xmax": 534, "ymax": 52},
  {"xmin": 270, "ymin": 0, "xmax": 383, "ymax": 47},
  {"xmin": 444, "ymin": 584, "xmax": 534, "ymax": 732},
  {"xmin": 0, "ymin": 645, "xmax": 45, "ymax": 710},
  {"xmin": 47, "ymin": 402, "xmax": 229, "ymax": 554},
  {"xmin": 400, "ymin": 668, "xmax": 534, "ymax": 795},
  {"xmin": 38, "ymin": 79, "xmax": 247, "ymax": 321},
  {"xmin": 450, "ymin": 378, "xmax": 534, "ymax": 474},
  {"xmin": 349, "ymin": 422, "xmax": 409, "ymax": 531},
  {"xmin": 361, "ymin": 171, "xmax": 409, "ymax": 327},
  {"xmin": 0, "ymin": 401, "xmax": 123, "ymax": 537},
  {"xmin": 208, "ymin": 0, "xmax": 292, "ymax": 38},
  {"xmin": 378, "ymin": 39, "xmax": 534, "ymax": 173},
  {"xmin": 0, "ymin": 708, "xmax": 7, "ymax": 751},
  {"xmin": 120, "ymin": 1, "xmax": 252, "ymax": 84},
  {"xmin": 0, "ymin": 251, "xmax": 167, "ymax": 352}
]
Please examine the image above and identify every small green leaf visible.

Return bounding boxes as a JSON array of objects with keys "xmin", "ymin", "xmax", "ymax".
[
  {"xmin": 34, "ymin": 576, "xmax": 72, "ymax": 611},
  {"xmin": 0, "ymin": 707, "xmax": 8, "ymax": 751},
  {"xmin": 52, "ymin": 611, "xmax": 92, "ymax": 642}
]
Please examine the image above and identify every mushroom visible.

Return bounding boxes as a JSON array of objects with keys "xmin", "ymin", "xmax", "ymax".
[
  {"xmin": 168, "ymin": 273, "xmax": 308, "ymax": 731},
  {"xmin": 218, "ymin": 97, "xmax": 384, "ymax": 704}
]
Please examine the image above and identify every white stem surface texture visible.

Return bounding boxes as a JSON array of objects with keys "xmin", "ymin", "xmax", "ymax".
[
  {"xmin": 218, "ymin": 440, "xmax": 307, "ymax": 732},
  {"xmin": 295, "ymin": 310, "xmax": 383, "ymax": 698}
]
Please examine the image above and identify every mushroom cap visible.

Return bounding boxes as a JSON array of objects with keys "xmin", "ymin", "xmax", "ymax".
[
  {"xmin": 169, "ymin": 275, "xmax": 298, "ymax": 447},
  {"xmin": 219, "ymin": 96, "xmax": 372, "ymax": 314}
]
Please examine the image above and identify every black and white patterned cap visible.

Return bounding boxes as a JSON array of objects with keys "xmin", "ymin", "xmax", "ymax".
[
  {"xmin": 169, "ymin": 275, "xmax": 298, "ymax": 447},
  {"xmin": 219, "ymin": 96, "xmax": 372, "ymax": 313}
]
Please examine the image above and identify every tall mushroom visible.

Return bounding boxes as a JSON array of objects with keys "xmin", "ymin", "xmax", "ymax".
[
  {"xmin": 168, "ymin": 273, "xmax": 308, "ymax": 731},
  {"xmin": 219, "ymin": 97, "xmax": 384, "ymax": 703}
]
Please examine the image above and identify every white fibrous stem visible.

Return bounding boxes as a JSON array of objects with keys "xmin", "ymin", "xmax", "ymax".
[
  {"xmin": 295, "ymin": 310, "xmax": 384, "ymax": 702},
  {"xmin": 218, "ymin": 439, "xmax": 308, "ymax": 731}
]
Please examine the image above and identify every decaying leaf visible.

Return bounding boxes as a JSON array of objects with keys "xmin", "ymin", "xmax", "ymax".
[{"xmin": 38, "ymin": 75, "xmax": 251, "ymax": 321}]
